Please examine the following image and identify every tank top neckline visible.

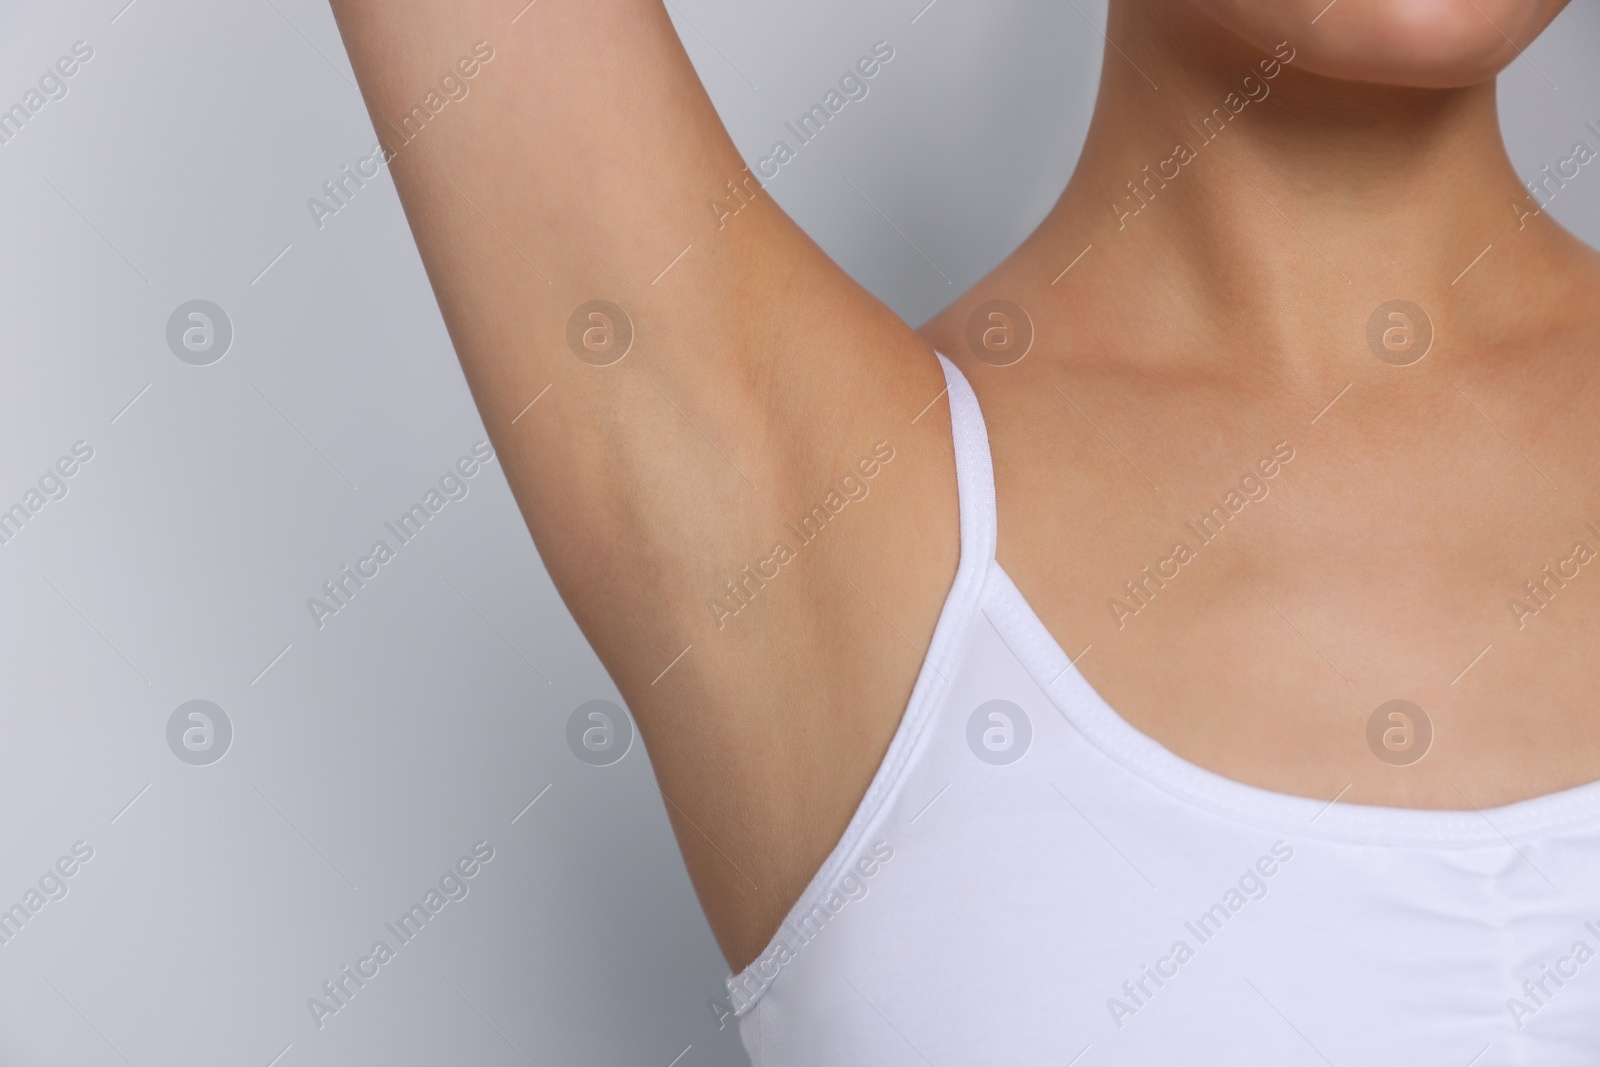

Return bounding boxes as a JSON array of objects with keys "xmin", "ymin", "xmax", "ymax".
[
  {"xmin": 932, "ymin": 348, "xmax": 1600, "ymax": 846},
  {"xmin": 724, "ymin": 346, "xmax": 1600, "ymax": 1064},
  {"xmin": 725, "ymin": 348, "xmax": 1600, "ymax": 1009}
]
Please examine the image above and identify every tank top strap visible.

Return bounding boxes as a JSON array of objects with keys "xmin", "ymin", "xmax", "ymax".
[
  {"xmin": 724, "ymin": 352, "xmax": 1001, "ymax": 1018},
  {"xmin": 934, "ymin": 351, "xmax": 998, "ymax": 567}
]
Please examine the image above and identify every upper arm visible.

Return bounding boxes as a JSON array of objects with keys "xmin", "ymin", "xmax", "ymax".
[
  {"xmin": 326, "ymin": 0, "xmax": 918, "ymax": 640},
  {"xmin": 328, "ymin": 0, "xmax": 958, "ymax": 966}
]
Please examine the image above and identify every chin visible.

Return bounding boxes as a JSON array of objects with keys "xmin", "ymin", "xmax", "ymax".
[{"xmin": 1191, "ymin": 0, "xmax": 1568, "ymax": 88}]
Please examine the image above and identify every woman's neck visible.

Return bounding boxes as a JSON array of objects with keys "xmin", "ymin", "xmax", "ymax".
[{"xmin": 1001, "ymin": 2, "xmax": 1584, "ymax": 381}]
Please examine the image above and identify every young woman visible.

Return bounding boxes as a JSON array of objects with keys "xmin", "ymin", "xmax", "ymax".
[{"xmin": 329, "ymin": 0, "xmax": 1599, "ymax": 1060}]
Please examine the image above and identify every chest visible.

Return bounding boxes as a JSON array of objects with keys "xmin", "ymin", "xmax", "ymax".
[
  {"xmin": 972, "ymin": 358, "xmax": 1600, "ymax": 809},
  {"xmin": 740, "ymin": 603, "xmax": 1600, "ymax": 1065}
]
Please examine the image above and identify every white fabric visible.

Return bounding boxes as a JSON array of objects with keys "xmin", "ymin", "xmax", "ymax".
[{"xmin": 726, "ymin": 352, "xmax": 1600, "ymax": 1065}]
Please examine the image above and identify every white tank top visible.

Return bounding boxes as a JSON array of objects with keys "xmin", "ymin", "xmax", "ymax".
[{"xmin": 724, "ymin": 352, "xmax": 1600, "ymax": 1065}]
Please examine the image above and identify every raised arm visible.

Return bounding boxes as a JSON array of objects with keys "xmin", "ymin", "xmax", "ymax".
[{"xmin": 327, "ymin": 0, "xmax": 957, "ymax": 968}]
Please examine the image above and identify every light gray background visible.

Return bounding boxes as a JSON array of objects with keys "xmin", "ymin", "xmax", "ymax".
[{"xmin": 2, "ymin": 1, "xmax": 1597, "ymax": 1064}]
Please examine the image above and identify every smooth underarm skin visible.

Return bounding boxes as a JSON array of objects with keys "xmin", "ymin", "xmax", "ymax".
[{"xmin": 324, "ymin": 0, "xmax": 957, "ymax": 970}]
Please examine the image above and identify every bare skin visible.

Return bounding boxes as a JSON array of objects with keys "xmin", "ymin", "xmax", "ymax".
[
  {"xmin": 328, "ymin": 0, "xmax": 1593, "ymax": 971},
  {"xmin": 923, "ymin": 0, "xmax": 1600, "ymax": 816}
]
